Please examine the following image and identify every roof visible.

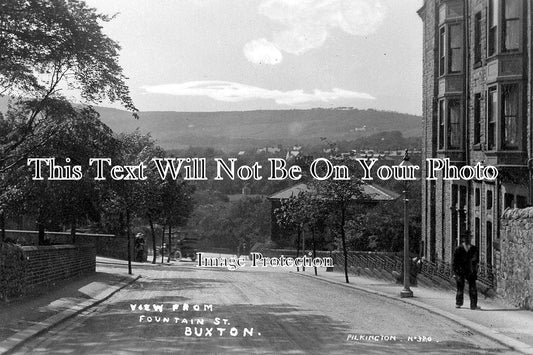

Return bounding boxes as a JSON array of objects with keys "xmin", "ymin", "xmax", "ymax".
[
  {"xmin": 268, "ymin": 183, "xmax": 311, "ymax": 200},
  {"xmin": 268, "ymin": 182, "xmax": 399, "ymax": 201},
  {"xmin": 360, "ymin": 183, "xmax": 399, "ymax": 201}
]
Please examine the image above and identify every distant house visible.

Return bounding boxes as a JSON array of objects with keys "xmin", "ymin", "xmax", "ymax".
[
  {"xmin": 257, "ymin": 146, "xmax": 281, "ymax": 154},
  {"xmin": 286, "ymin": 150, "xmax": 301, "ymax": 160}
]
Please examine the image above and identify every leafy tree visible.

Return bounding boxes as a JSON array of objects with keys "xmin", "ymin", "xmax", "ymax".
[
  {"xmin": 275, "ymin": 194, "xmax": 308, "ymax": 269},
  {"xmin": 0, "ymin": 103, "xmax": 118, "ymax": 244},
  {"xmin": 309, "ymin": 177, "xmax": 367, "ymax": 284},
  {"xmin": 159, "ymin": 178, "xmax": 195, "ymax": 263},
  {"xmin": 0, "ymin": 0, "xmax": 136, "ymax": 109},
  {"xmin": 299, "ymin": 192, "xmax": 329, "ymax": 276},
  {"xmin": 0, "ymin": 0, "xmax": 137, "ymax": 177},
  {"xmin": 189, "ymin": 197, "xmax": 270, "ymax": 253},
  {"xmin": 227, "ymin": 197, "xmax": 270, "ymax": 253}
]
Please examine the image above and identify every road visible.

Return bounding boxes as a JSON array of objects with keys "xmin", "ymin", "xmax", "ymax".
[{"xmin": 14, "ymin": 255, "xmax": 515, "ymax": 354}]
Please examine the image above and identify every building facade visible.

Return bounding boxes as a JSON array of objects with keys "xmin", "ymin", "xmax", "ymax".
[{"xmin": 418, "ymin": 0, "xmax": 532, "ymax": 272}]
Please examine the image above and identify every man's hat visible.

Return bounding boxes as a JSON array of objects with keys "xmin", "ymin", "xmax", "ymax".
[{"xmin": 460, "ymin": 230, "xmax": 472, "ymax": 241}]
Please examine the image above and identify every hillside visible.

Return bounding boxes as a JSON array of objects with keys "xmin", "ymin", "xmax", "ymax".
[
  {"xmin": 96, "ymin": 107, "xmax": 421, "ymax": 151},
  {"xmin": 0, "ymin": 97, "xmax": 422, "ymax": 151}
]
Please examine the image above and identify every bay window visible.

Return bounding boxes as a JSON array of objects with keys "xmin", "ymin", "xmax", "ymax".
[
  {"xmin": 486, "ymin": 84, "xmax": 523, "ymax": 151},
  {"xmin": 448, "ymin": 99, "xmax": 461, "ymax": 149},
  {"xmin": 474, "ymin": 12, "xmax": 482, "ymax": 64},
  {"xmin": 437, "ymin": 98, "xmax": 463, "ymax": 151},
  {"xmin": 502, "ymin": 84, "xmax": 519, "ymax": 149},
  {"xmin": 473, "ymin": 93, "xmax": 481, "ymax": 145},
  {"xmin": 438, "ymin": 22, "xmax": 463, "ymax": 76},
  {"xmin": 503, "ymin": 0, "xmax": 520, "ymax": 52},
  {"xmin": 487, "ymin": 87, "xmax": 497, "ymax": 150},
  {"xmin": 488, "ymin": 0, "xmax": 522, "ymax": 55},
  {"xmin": 488, "ymin": 0, "xmax": 498, "ymax": 56},
  {"xmin": 448, "ymin": 24, "xmax": 463, "ymax": 73}
]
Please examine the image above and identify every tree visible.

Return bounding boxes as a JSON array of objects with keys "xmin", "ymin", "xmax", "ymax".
[
  {"xmin": 159, "ymin": 178, "xmax": 194, "ymax": 263},
  {"xmin": 299, "ymin": 192, "xmax": 328, "ymax": 276},
  {"xmin": 275, "ymin": 194, "xmax": 309, "ymax": 271},
  {"xmin": 188, "ymin": 196, "xmax": 270, "ymax": 253},
  {"xmin": 0, "ymin": 0, "xmax": 136, "ymax": 109},
  {"xmin": 227, "ymin": 197, "xmax": 270, "ymax": 254},
  {"xmin": 0, "ymin": 103, "xmax": 118, "ymax": 244},
  {"xmin": 0, "ymin": 0, "xmax": 137, "ymax": 176},
  {"xmin": 310, "ymin": 177, "xmax": 367, "ymax": 284},
  {"xmin": 125, "ymin": 136, "xmax": 166, "ymax": 264}
]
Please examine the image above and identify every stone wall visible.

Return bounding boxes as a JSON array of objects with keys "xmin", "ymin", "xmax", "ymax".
[
  {"xmin": 0, "ymin": 243, "xmax": 95, "ymax": 301},
  {"xmin": 4, "ymin": 230, "xmax": 129, "ymax": 261},
  {"xmin": 419, "ymin": 0, "xmax": 438, "ymax": 263},
  {"xmin": 499, "ymin": 208, "xmax": 533, "ymax": 309},
  {"xmin": 75, "ymin": 235, "xmax": 129, "ymax": 261}
]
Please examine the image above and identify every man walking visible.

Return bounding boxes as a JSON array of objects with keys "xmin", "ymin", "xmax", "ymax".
[{"xmin": 453, "ymin": 231, "xmax": 479, "ymax": 310}]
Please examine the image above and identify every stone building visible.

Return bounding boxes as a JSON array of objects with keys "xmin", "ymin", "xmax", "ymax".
[{"xmin": 418, "ymin": 0, "xmax": 532, "ymax": 272}]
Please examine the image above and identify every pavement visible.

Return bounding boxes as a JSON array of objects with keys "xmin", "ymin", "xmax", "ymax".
[
  {"xmin": 292, "ymin": 267, "xmax": 533, "ymax": 355},
  {"xmin": 0, "ymin": 256, "xmax": 532, "ymax": 354},
  {"xmin": 0, "ymin": 257, "xmax": 142, "ymax": 355}
]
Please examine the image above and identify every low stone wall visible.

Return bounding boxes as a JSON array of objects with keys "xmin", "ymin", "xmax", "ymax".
[
  {"xmin": 4, "ymin": 230, "xmax": 129, "ymax": 261},
  {"xmin": 499, "ymin": 208, "xmax": 533, "ymax": 309},
  {"xmin": 23, "ymin": 244, "xmax": 96, "ymax": 292},
  {"xmin": 75, "ymin": 235, "xmax": 129, "ymax": 261},
  {"xmin": 0, "ymin": 243, "xmax": 95, "ymax": 301}
]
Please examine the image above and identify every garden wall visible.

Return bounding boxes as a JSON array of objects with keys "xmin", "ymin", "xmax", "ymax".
[
  {"xmin": 499, "ymin": 208, "xmax": 533, "ymax": 309},
  {"xmin": 0, "ymin": 243, "xmax": 95, "ymax": 301}
]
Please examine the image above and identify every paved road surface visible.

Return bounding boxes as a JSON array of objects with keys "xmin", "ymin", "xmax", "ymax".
[{"xmin": 14, "ymin": 256, "xmax": 515, "ymax": 354}]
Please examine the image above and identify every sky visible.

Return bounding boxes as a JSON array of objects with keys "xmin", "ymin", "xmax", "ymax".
[{"xmin": 85, "ymin": 0, "xmax": 423, "ymax": 115}]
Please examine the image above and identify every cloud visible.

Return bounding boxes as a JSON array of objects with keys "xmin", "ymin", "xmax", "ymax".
[
  {"xmin": 243, "ymin": 38, "xmax": 283, "ymax": 65},
  {"xmin": 244, "ymin": 0, "xmax": 386, "ymax": 63},
  {"xmin": 142, "ymin": 81, "xmax": 374, "ymax": 106}
]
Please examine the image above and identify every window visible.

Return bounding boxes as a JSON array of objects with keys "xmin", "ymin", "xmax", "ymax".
[
  {"xmin": 452, "ymin": 184, "xmax": 458, "ymax": 207},
  {"xmin": 459, "ymin": 186, "xmax": 467, "ymax": 236},
  {"xmin": 448, "ymin": 100, "xmax": 461, "ymax": 149},
  {"xmin": 474, "ymin": 12, "xmax": 482, "ymax": 64},
  {"xmin": 438, "ymin": 99, "xmax": 463, "ymax": 150},
  {"xmin": 439, "ymin": 27, "xmax": 446, "ymax": 76},
  {"xmin": 488, "ymin": 0, "xmax": 498, "ymax": 56},
  {"xmin": 438, "ymin": 100, "xmax": 445, "ymax": 150},
  {"xmin": 487, "ymin": 190, "xmax": 493, "ymax": 209},
  {"xmin": 487, "ymin": 87, "xmax": 497, "ymax": 150},
  {"xmin": 517, "ymin": 195, "xmax": 527, "ymax": 208},
  {"xmin": 473, "ymin": 93, "xmax": 481, "ymax": 145},
  {"xmin": 503, "ymin": 0, "xmax": 520, "ymax": 51},
  {"xmin": 460, "ymin": 186, "xmax": 467, "ymax": 209},
  {"xmin": 451, "ymin": 184, "xmax": 459, "ymax": 247},
  {"xmin": 504, "ymin": 193, "xmax": 514, "ymax": 209},
  {"xmin": 486, "ymin": 221, "xmax": 493, "ymax": 266},
  {"xmin": 502, "ymin": 84, "xmax": 519, "ymax": 149},
  {"xmin": 439, "ymin": 21, "xmax": 463, "ymax": 75},
  {"xmin": 475, "ymin": 217, "xmax": 480, "ymax": 247},
  {"xmin": 448, "ymin": 24, "xmax": 463, "ymax": 73},
  {"xmin": 475, "ymin": 188, "xmax": 480, "ymax": 206}
]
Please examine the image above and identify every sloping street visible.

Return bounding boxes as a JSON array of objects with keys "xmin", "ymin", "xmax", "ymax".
[{"xmin": 11, "ymin": 257, "xmax": 514, "ymax": 355}]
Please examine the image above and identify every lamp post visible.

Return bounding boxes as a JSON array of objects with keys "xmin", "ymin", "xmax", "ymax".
[{"xmin": 399, "ymin": 149, "xmax": 414, "ymax": 298}]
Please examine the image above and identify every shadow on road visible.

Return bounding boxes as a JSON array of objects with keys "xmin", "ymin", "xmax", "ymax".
[
  {"xmin": 127, "ymin": 277, "xmax": 229, "ymax": 292},
  {"xmin": 32, "ymin": 291, "xmax": 506, "ymax": 354}
]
